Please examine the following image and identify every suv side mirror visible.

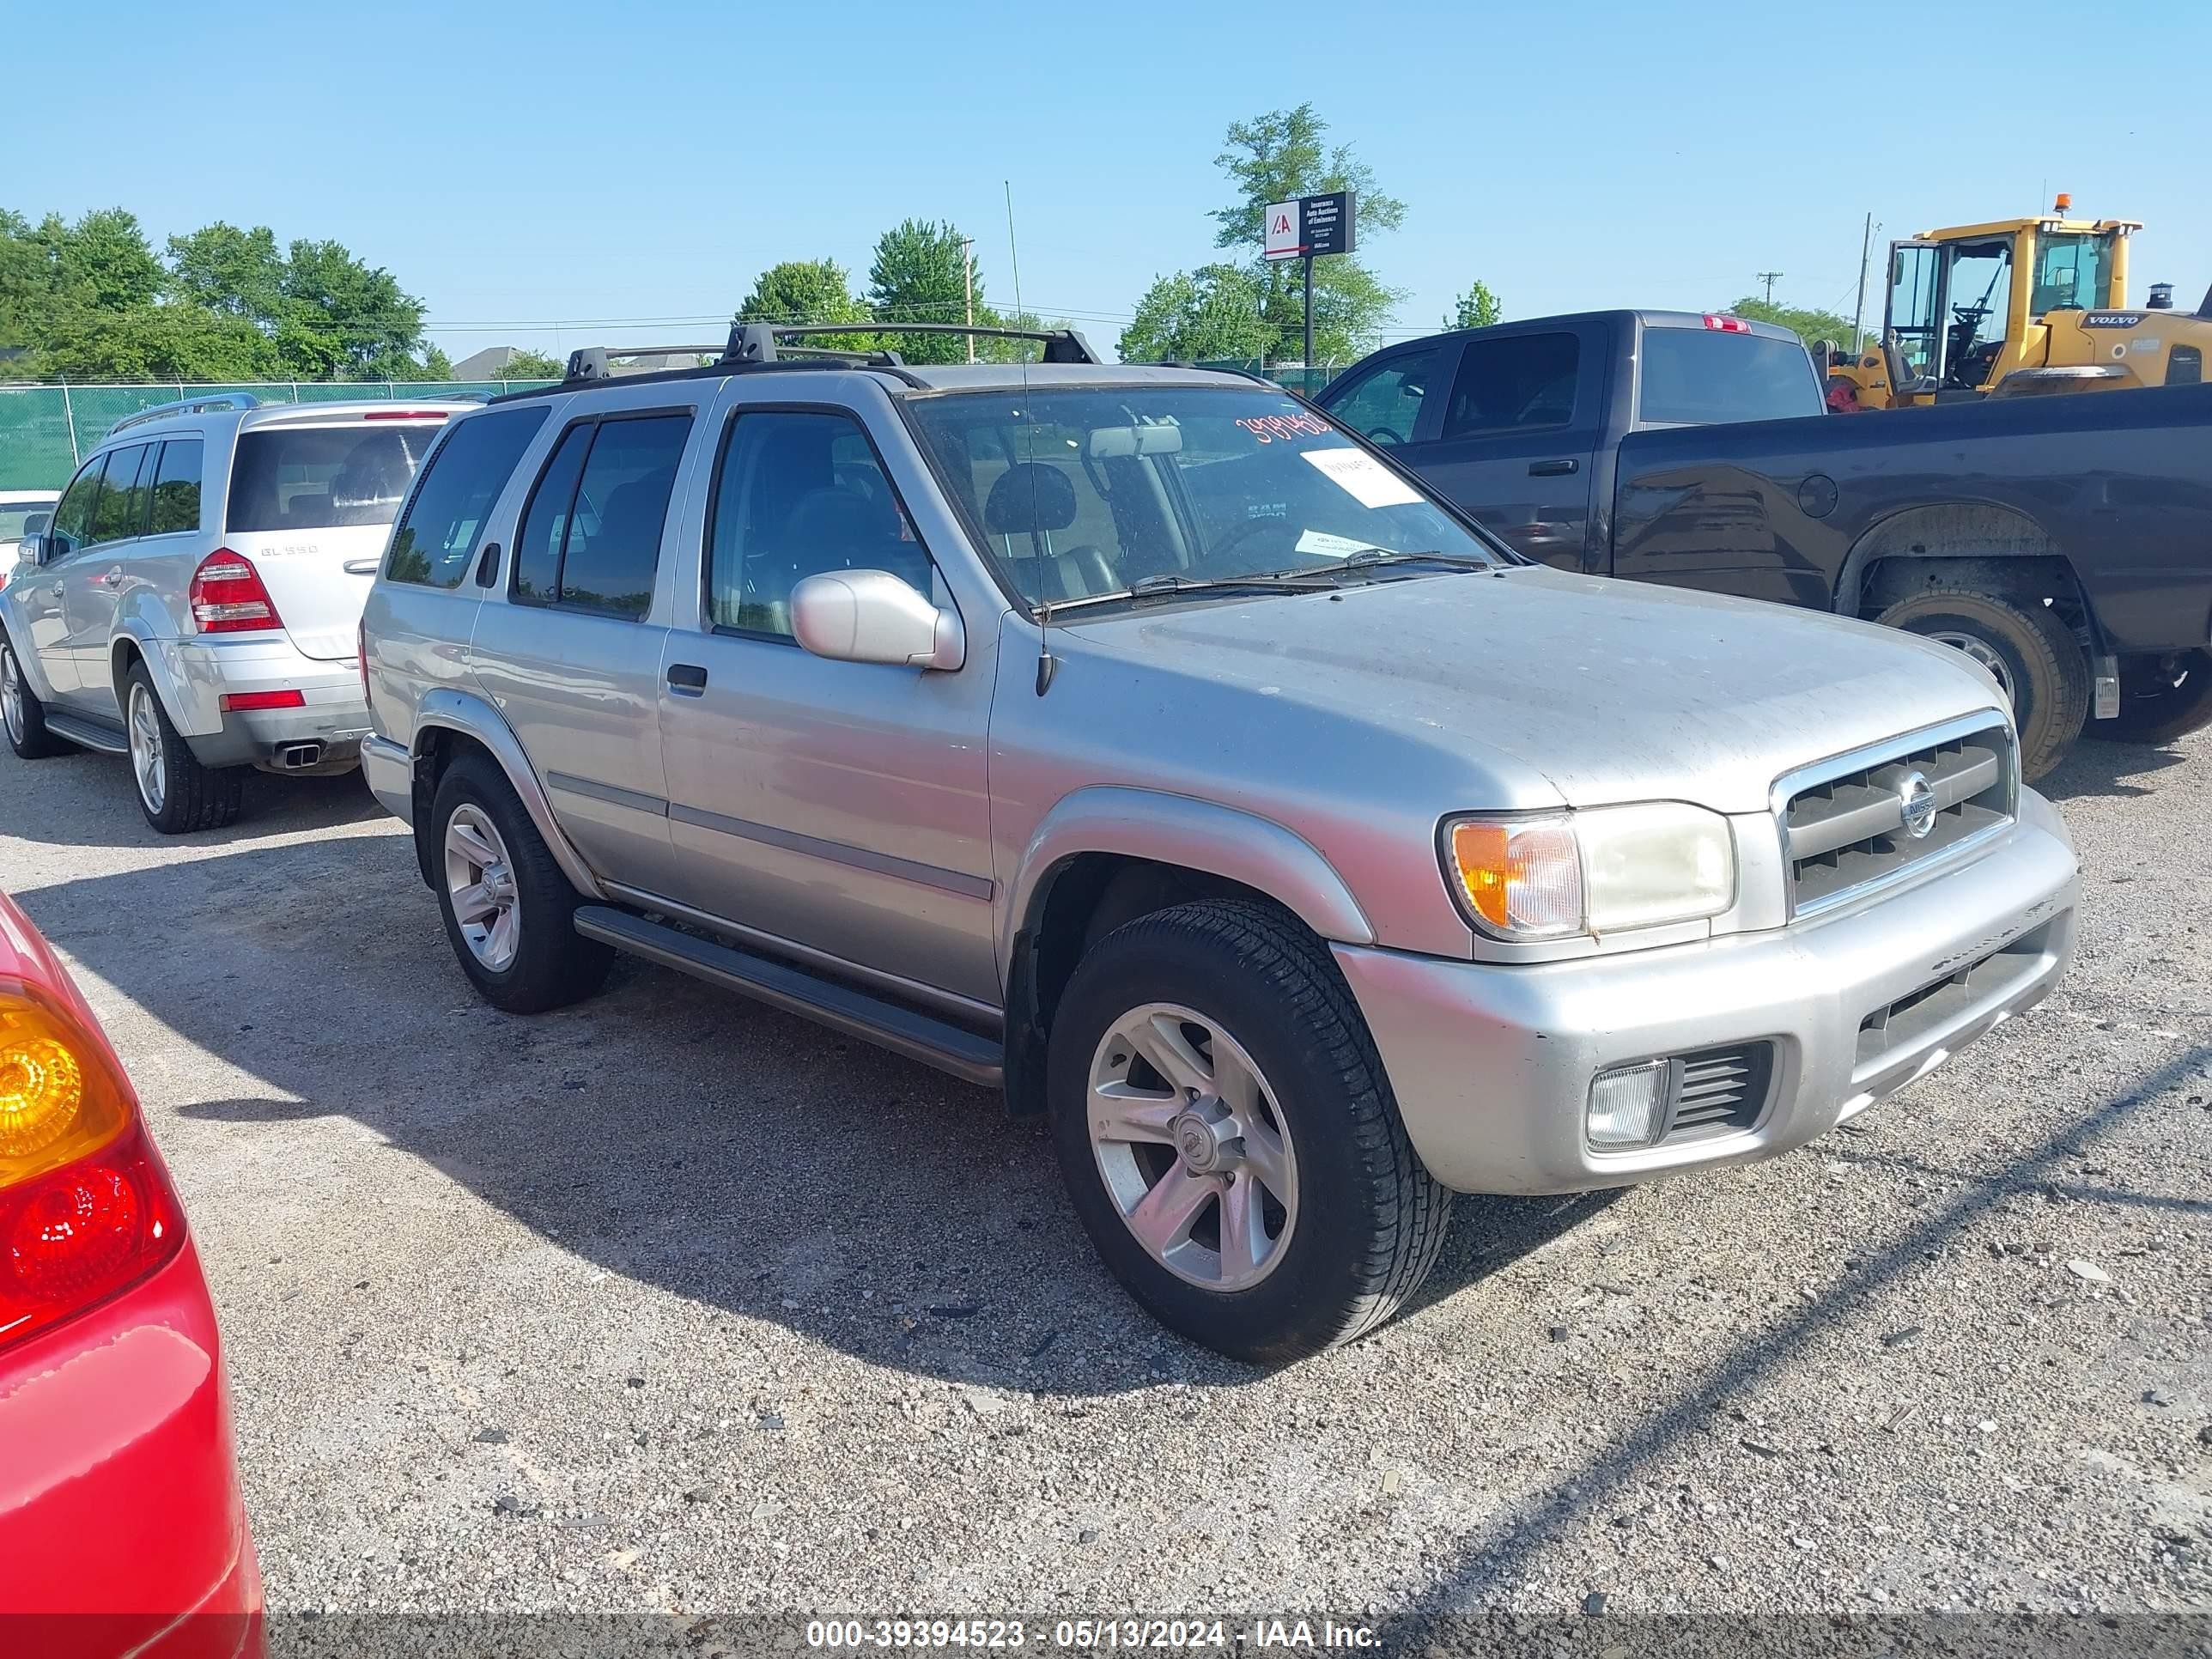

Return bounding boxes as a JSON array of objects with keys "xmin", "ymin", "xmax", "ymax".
[{"xmin": 791, "ymin": 569, "xmax": 964, "ymax": 671}]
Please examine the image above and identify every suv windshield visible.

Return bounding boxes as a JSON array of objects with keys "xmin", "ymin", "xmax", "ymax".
[
  {"xmin": 227, "ymin": 423, "xmax": 441, "ymax": 533},
  {"xmin": 905, "ymin": 385, "xmax": 1504, "ymax": 611}
]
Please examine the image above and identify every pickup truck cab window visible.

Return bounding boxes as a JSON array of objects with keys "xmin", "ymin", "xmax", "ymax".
[
  {"xmin": 1322, "ymin": 347, "xmax": 1443, "ymax": 446},
  {"xmin": 1635, "ymin": 326, "xmax": 1827, "ymax": 426},
  {"xmin": 705, "ymin": 409, "xmax": 931, "ymax": 640},
  {"xmin": 1443, "ymin": 332, "xmax": 1580, "ymax": 435}
]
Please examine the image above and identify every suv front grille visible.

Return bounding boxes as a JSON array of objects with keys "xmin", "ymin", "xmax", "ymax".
[{"xmin": 1779, "ymin": 718, "xmax": 2015, "ymax": 917}]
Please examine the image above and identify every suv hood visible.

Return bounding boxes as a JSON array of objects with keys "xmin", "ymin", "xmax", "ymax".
[{"xmin": 1059, "ymin": 565, "xmax": 2009, "ymax": 814}]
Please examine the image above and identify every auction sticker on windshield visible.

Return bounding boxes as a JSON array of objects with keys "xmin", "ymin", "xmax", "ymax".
[{"xmin": 1299, "ymin": 447, "xmax": 1423, "ymax": 509}]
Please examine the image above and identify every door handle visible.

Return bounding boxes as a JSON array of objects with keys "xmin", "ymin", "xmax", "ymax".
[
  {"xmin": 47, "ymin": 582, "xmax": 63, "ymax": 599},
  {"xmin": 1528, "ymin": 458, "xmax": 1580, "ymax": 477},
  {"xmin": 98, "ymin": 572, "xmax": 123, "ymax": 586},
  {"xmin": 666, "ymin": 663, "xmax": 708, "ymax": 696}
]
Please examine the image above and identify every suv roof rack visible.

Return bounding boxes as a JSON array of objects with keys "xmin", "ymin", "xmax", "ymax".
[
  {"xmin": 106, "ymin": 392, "xmax": 261, "ymax": 438},
  {"xmin": 726, "ymin": 321, "xmax": 1102, "ymax": 366}
]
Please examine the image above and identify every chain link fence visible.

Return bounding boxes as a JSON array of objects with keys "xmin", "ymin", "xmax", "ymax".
[{"xmin": 0, "ymin": 381, "xmax": 560, "ymax": 490}]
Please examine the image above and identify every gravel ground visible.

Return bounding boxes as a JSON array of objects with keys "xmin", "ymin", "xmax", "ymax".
[{"xmin": 3, "ymin": 725, "xmax": 2209, "ymax": 1645}]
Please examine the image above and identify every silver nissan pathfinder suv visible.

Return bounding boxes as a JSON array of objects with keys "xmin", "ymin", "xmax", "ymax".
[{"xmin": 359, "ymin": 324, "xmax": 2079, "ymax": 1362}]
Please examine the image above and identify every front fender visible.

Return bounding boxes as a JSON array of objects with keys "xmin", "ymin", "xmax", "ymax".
[
  {"xmin": 1000, "ymin": 785, "xmax": 1376, "ymax": 981},
  {"xmin": 0, "ymin": 596, "xmax": 62, "ymax": 705},
  {"xmin": 413, "ymin": 686, "xmax": 608, "ymax": 902}
]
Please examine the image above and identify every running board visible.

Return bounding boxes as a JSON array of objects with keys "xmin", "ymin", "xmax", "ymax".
[
  {"xmin": 44, "ymin": 712, "xmax": 127, "ymax": 755},
  {"xmin": 571, "ymin": 905, "xmax": 1004, "ymax": 1088}
]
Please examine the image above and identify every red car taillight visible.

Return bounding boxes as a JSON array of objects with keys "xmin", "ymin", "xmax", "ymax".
[
  {"xmin": 0, "ymin": 982, "xmax": 184, "ymax": 1357},
  {"xmin": 189, "ymin": 550, "xmax": 283, "ymax": 634}
]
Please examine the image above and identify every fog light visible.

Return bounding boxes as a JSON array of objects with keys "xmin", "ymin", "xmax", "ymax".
[{"xmin": 1588, "ymin": 1060, "xmax": 1674, "ymax": 1149}]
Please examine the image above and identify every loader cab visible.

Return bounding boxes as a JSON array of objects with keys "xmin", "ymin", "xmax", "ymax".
[{"xmin": 1880, "ymin": 211, "xmax": 2133, "ymax": 403}]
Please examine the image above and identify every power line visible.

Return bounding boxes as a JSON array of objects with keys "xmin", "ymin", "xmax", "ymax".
[{"xmin": 1756, "ymin": 270, "xmax": 1784, "ymax": 304}]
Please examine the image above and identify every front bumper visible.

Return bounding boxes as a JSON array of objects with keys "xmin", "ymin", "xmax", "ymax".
[
  {"xmin": 1337, "ymin": 789, "xmax": 2079, "ymax": 1194},
  {"xmin": 146, "ymin": 635, "xmax": 370, "ymax": 772}
]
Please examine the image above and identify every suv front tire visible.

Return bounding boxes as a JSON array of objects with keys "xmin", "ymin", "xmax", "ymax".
[
  {"xmin": 430, "ymin": 752, "xmax": 613, "ymax": 1013},
  {"xmin": 1047, "ymin": 899, "xmax": 1449, "ymax": 1363},
  {"xmin": 2, "ymin": 635, "xmax": 69, "ymax": 761}
]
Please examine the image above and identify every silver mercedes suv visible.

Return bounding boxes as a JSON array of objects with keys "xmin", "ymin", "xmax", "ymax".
[{"xmin": 359, "ymin": 325, "xmax": 2078, "ymax": 1361}]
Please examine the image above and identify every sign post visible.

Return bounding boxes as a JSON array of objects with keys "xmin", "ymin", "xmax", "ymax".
[{"xmin": 1262, "ymin": 191, "xmax": 1356, "ymax": 377}]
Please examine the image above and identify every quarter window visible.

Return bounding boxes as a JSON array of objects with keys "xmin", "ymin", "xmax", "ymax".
[
  {"xmin": 385, "ymin": 406, "xmax": 550, "ymax": 589},
  {"xmin": 705, "ymin": 410, "xmax": 930, "ymax": 639},
  {"xmin": 1443, "ymin": 332, "xmax": 1581, "ymax": 435},
  {"xmin": 149, "ymin": 440, "xmax": 204, "ymax": 534},
  {"xmin": 511, "ymin": 412, "xmax": 690, "ymax": 620}
]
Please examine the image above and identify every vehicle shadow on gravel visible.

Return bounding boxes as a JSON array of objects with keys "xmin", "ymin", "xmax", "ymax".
[
  {"xmin": 1367, "ymin": 1036, "xmax": 2212, "ymax": 1641},
  {"xmin": 2038, "ymin": 736, "xmax": 2193, "ymax": 803},
  {"xmin": 0, "ymin": 759, "xmax": 383, "ymax": 847},
  {"xmin": 17, "ymin": 835, "xmax": 1607, "ymax": 1396}
]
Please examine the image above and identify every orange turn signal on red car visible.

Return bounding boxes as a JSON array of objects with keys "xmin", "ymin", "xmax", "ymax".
[{"xmin": 0, "ymin": 984, "xmax": 184, "ymax": 1354}]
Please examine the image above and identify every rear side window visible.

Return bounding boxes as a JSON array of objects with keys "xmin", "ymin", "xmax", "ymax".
[
  {"xmin": 149, "ymin": 440, "xmax": 204, "ymax": 534},
  {"xmin": 1637, "ymin": 327, "xmax": 1824, "ymax": 426},
  {"xmin": 385, "ymin": 406, "xmax": 550, "ymax": 590},
  {"xmin": 511, "ymin": 411, "xmax": 690, "ymax": 620},
  {"xmin": 228, "ymin": 422, "xmax": 442, "ymax": 533},
  {"xmin": 1443, "ymin": 332, "xmax": 1581, "ymax": 435},
  {"xmin": 89, "ymin": 445, "xmax": 151, "ymax": 544},
  {"xmin": 1322, "ymin": 347, "xmax": 1442, "ymax": 445}
]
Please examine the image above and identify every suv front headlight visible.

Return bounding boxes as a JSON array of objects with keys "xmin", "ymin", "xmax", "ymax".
[{"xmin": 1443, "ymin": 803, "xmax": 1736, "ymax": 940}]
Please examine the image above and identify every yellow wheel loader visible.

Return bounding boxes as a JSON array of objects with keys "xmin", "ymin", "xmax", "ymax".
[{"xmin": 1827, "ymin": 198, "xmax": 2209, "ymax": 411}]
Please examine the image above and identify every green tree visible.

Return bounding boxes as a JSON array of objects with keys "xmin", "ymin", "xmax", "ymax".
[
  {"xmin": 493, "ymin": 347, "xmax": 566, "ymax": 380},
  {"xmin": 737, "ymin": 258, "xmax": 877, "ymax": 352},
  {"xmin": 1117, "ymin": 264, "xmax": 1273, "ymax": 363},
  {"xmin": 866, "ymin": 220, "xmax": 978, "ymax": 364},
  {"xmin": 1209, "ymin": 105, "xmax": 1407, "ymax": 365},
  {"xmin": 1724, "ymin": 295, "xmax": 1860, "ymax": 348},
  {"xmin": 1446, "ymin": 280, "xmax": 1502, "ymax": 331}
]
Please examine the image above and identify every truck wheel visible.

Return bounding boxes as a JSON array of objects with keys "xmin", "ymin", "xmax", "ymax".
[
  {"xmin": 2100, "ymin": 650, "xmax": 2212, "ymax": 746},
  {"xmin": 1874, "ymin": 584, "xmax": 2088, "ymax": 781},
  {"xmin": 2, "ymin": 635, "xmax": 69, "ymax": 760},
  {"xmin": 125, "ymin": 665, "xmax": 244, "ymax": 833},
  {"xmin": 429, "ymin": 751, "xmax": 612, "ymax": 1013},
  {"xmin": 1047, "ymin": 899, "xmax": 1449, "ymax": 1363}
]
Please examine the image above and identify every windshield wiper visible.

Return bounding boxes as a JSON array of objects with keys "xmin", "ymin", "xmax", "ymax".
[
  {"xmin": 1275, "ymin": 547, "xmax": 1499, "ymax": 580},
  {"xmin": 1035, "ymin": 569, "xmax": 1337, "ymax": 623}
]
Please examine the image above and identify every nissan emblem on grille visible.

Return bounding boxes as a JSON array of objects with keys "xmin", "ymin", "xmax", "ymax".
[{"xmin": 1898, "ymin": 769, "xmax": 1938, "ymax": 839}]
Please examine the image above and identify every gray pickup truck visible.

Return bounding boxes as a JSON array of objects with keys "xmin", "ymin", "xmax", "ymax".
[{"xmin": 360, "ymin": 325, "xmax": 2079, "ymax": 1362}]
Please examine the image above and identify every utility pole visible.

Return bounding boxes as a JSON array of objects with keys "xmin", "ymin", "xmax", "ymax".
[
  {"xmin": 1850, "ymin": 214, "xmax": 1875, "ymax": 353},
  {"xmin": 1757, "ymin": 270, "xmax": 1784, "ymax": 305},
  {"xmin": 961, "ymin": 238, "xmax": 975, "ymax": 362}
]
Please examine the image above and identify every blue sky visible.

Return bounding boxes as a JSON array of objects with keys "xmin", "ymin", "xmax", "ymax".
[{"xmin": 13, "ymin": 0, "xmax": 2212, "ymax": 366}]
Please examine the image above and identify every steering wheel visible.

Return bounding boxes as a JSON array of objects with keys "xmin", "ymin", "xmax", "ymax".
[{"xmin": 1364, "ymin": 426, "xmax": 1407, "ymax": 447}]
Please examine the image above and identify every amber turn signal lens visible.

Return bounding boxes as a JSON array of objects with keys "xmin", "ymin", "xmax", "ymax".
[
  {"xmin": 1448, "ymin": 817, "xmax": 1583, "ymax": 937},
  {"xmin": 0, "ymin": 990, "xmax": 131, "ymax": 1191}
]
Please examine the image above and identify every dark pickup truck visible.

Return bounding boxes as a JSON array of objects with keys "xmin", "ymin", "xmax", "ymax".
[{"xmin": 1316, "ymin": 309, "xmax": 2212, "ymax": 776}]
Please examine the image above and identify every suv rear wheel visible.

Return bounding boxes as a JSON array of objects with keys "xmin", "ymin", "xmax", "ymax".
[
  {"xmin": 1047, "ymin": 899, "xmax": 1449, "ymax": 1363},
  {"xmin": 125, "ymin": 665, "xmax": 244, "ymax": 833},
  {"xmin": 430, "ymin": 752, "xmax": 612, "ymax": 1013},
  {"xmin": 1874, "ymin": 583, "xmax": 2088, "ymax": 781},
  {"xmin": 2, "ymin": 635, "xmax": 68, "ymax": 760}
]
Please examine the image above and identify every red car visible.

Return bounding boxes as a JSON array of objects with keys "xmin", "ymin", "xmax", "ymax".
[{"xmin": 0, "ymin": 893, "xmax": 262, "ymax": 1658}]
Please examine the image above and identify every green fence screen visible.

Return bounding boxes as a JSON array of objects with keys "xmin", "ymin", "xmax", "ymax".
[
  {"xmin": 0, "ymin": 381, "xmax": 559, "ymax": 490},
  {"xmin": 2, "ymin": 368, "xmax": 1340, "ymax": 492}
]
